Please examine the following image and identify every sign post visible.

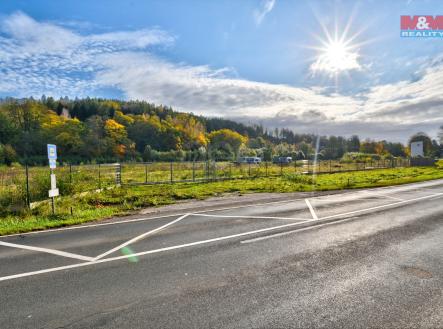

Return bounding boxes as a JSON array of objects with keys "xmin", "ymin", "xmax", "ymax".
[{"xmin": 47, "ymin": 144, "xmax": 59, "ymax": 214}]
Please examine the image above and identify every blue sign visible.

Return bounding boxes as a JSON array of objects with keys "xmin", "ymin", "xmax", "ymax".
[
  {"xmin": 49, "ymin": 159, "xmax": 57, "ymax": 169},
  {"xmin": 47, "ymin": 144, "xmax": 57, "ymax": 160}
]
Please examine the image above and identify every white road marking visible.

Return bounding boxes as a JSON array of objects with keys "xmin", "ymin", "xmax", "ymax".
[
  {"xmin": 2, "ymin": 179, "xmax": 442, "ymax": 238},
  {"xmin": 93, "ymin": 213, "xmax": 190, "ymax": 261},
  {"xmin": 305, "ymin": 199, "xmax": 318, "ymax": 220},
  {"xmin": 319, "ymin": 192, "xmax": 443, "ymax": 221},
  {"xmin": 242, "ymin": 192, "xmax": 443, "ymax": 243},
  {"xmin": 0, "ymin": 198, "xmax": 308, "ymax": 238},
  {"xmin": 191, "ymin": 213, "xmax": 309, "ymax": 221},
  {"xmin": 0, "ymin": 241, "xmax": 94, "ymax": 262},
  {"xmin": 0, "ymin": 213, "xmax": 182, "ymax": 238},
  {"xmin": 241, "ymin": 217, "xmax": 361, "ymax": 244},
  {"xmin": 1, "ymin": 192, "xmax": 443, "ymax": 282}
]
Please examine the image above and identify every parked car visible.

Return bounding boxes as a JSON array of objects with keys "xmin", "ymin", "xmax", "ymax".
[
  {"xmin": 238, "ymin": 157, "xmax": 262, "ymax": 164},
  {"xmin": 273, "ymin": 156, "xmax": 292, "ymax": 164}
]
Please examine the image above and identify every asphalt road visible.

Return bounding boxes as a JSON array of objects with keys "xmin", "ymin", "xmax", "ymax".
[{"xmin": 1, "ymin": 179, "xmax": 442, "ymax": 328}]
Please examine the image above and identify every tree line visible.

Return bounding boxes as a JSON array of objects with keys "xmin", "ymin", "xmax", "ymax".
[{"xmin": 0, "ymin": 97, "xmax": 441, "ymax": 166}]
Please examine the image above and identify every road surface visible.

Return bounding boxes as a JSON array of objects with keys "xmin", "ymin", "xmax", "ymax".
[{"xmin": 1, "ymin": 179, "xmax": 442, "ymax": 328}]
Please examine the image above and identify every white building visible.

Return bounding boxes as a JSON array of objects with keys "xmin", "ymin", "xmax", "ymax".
[{"xmin": 410, "ymin": 141, "xmax": 424, "ymax": 157}]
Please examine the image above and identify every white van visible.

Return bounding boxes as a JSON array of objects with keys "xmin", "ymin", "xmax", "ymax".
[{"xmin": 238, "ymin": 157, "xmax": 262, "ymax": 164}]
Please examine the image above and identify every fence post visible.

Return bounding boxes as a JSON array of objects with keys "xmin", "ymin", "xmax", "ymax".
[
  {"xmin": 280, "ymin": 161, "xmax": 283, "ymax": 176},
  {"xmin": 25, "ymin": 163, "xmax": 30, "ymax": 209},
  {"xmin": 98, "ymin": 164, "xmax": 101, "ymax": 189},
  {"xmin": 115, "ymin": 164, "xmax": 122, "ymax": 185},
  {"xmin": 145, "ymin": 163, "xmax": 148, "ymax": 184},
  {"xmin": 69, "ymin": 163, "xmax": 73, "ymax": 184},
  {"xmin": 192, "ymin": 161, "xmax": 195, "ymax": 182},
  {"xmin": 265, "ymin": 161, "xmax": 268, "ymax": 177},
  {"xmin": 229, "ymin": 162, "xmax": 232, "ymax": 178},
  {"xmin": 170, "ymin": 162, "xmax": 173, "ymax": 183},
  {"xmin": 329, "ymin": 160, "xmax": 332, "ymax": 173},
  {"xmin": 248, "ymin": 163, "xmax": 251, "ymax": 177}
]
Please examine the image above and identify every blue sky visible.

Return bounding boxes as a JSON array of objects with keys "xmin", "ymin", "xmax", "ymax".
[{"xmin": 0, "ymin": 0, "xmax": 443, "ymax": 141}]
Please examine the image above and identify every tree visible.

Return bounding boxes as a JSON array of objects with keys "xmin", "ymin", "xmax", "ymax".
[
  {"xmin": 383, "ymin": 141, "xmax": 406, "ymax": 157},
  {"xmin": 360, "ymin": 139, "xmax": 377, "ymax": 154},
  {"xmin": 114, "ymin": 111, "xmax": 134, "ymax": 126},
  {"xmin": 438, "ymin": 125, "xmax": 443, "ymax": 145},
  {"xmin": 347, "ymin": 135, "xmax": 360, "ymax": 152},
  {"xmin": 374, "ymin": 142, "xmax": 385, "ymax": 155},
  {"xmin": 0, "ymin": 111, "xmax": 17, "ymax": 145},
  {"xmin": 208, "ymin": 129, "xmax": 247, "ymax": 160},
  {"xmin": 0, "ymin": 144, "xmax": 18, "ymax": 166},
  {"xmin": 54, "ymin": 118, "xmax": 85, "ymax": 156},
  {"xmin": 105, "ymin": 119, "xmax": 127, "ymax": 142}
]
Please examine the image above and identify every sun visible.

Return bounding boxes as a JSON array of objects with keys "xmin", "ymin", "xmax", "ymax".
[
  {"xmin": 310, "ymin": 38, "xmax": 360, "ymax": 75},
  {"xmin": 306, "ymin": 8, "xmax": 369, "ymax": 78}
]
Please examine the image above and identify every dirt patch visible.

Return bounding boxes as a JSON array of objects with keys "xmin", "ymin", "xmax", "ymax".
[{"xmin": 401, "ymin": 266, "xmax": 433, "ymax": 279}]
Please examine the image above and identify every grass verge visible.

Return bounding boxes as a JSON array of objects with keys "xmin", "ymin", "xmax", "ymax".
[{"xmin": 1, "ymin": 166, "xmax": 443, "ymax": 235}]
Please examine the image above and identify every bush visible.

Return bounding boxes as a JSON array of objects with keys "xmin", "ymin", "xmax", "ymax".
[
  {"xmin": 283, "ymin": 173, "xmax": 316, "ymax": 185},
  {"xmin": 341, "ymin": 152, "xmax": 381, "ymax": 163}
]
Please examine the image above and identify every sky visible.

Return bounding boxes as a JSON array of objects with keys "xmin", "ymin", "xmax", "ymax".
[{"xmin": 0, "ymin": 0, "xmax": 442, "ymax": 142}]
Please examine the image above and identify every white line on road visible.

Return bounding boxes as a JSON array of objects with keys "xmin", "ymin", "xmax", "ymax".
[
  {"xmin": 0, "ymin": 198, "xmax": 309, "ymax": 238},
  {"xmin": 0, "ymin": 241, "xmax": 95, "ymax": 262},
  {"xmin": 0, "ymin": 221, "xmax": 316, "ymax": 282},
  {"xmin": 0, "ymin": 213, "xmax": 183, "ymax": 238},
  {"xmin": 241, "ymin": 217, "xmax": 361, "ymax": 244},
  {"xmin": 93, "ymin": 213, "xmax": 190, "ymax": 261},
  {"xmin": 1, "ymin": 192, "xmax": 443, "ymax": 282},
  {"xmin": 319, "ymin": 192, "xmax": 443, "ymax": 221},
  {"xmin": 242, "ymin": 193, "xmax": 443, "ymax": 243},
  {"xmin": 305, "ymin": 199, "xmax": 318, "ymax": 220},
  {"xmin": 2, "ymin": 180, "xmax": 443, "ymax": 238},
  {"xmin": 191, "ymin": 213, "xmax": 309, "ymax": 221}
]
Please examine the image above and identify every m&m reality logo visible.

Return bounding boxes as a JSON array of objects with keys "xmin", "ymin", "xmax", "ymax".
[{"xmin": 401, "ymin": 15, "xmax": 443, "ymax": 37}]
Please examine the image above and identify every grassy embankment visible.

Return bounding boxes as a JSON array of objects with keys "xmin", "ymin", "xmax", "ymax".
[{"xmin": 1, "ymin": 163, "xmax": 442, "ymax": 235}]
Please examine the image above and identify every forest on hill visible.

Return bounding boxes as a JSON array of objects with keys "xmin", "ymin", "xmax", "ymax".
[{"xmin": 0, "ymin": 97, "xmax": 441, "ymax": 166}]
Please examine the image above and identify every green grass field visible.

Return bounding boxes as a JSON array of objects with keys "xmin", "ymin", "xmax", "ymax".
[
  {"xmin": 0, "ymin": 159, "xmax": 407, "ymax": 214},
  {"xmin": 0, "ymin": 164, "xmax": 442, "ymax": 235}
]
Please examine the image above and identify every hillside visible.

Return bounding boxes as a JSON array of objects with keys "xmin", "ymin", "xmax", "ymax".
[{"xmin": 0, "ymin": 97, "xmax": 431, "ymax": 165}]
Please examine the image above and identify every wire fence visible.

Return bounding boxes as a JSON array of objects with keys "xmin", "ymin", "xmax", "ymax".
[{"xmin": 0, "ymin": 158, "xmax": 413, "ymax": 214}]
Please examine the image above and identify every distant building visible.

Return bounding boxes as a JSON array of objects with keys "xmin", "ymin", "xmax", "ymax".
[
  {"xmin": 410, "ymin": 141, "xmax": 424, "ymax": 157},
  {"xmin": 60, "ymin": 108, "xmax": 71, "ymax": 119}
]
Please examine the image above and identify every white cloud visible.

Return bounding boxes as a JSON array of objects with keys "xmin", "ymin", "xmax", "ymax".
[
  {"xmin": 0, "ymin": 12, "xmax": 442, "ymax": 142},
  {"xmin": 1, "ymin": 12, "xmax": 82, "ymax": 54},
  {"xmin": 0, "ymin": 12, "xmax": 173, "ymax": 98},
  {"xmin": 253, "ymin": 0, "xmax": 276, "ymax": 25}
]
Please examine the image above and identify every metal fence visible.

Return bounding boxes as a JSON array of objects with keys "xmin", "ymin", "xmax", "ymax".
[
  {"xmin": 0, "ymin": 158, "xmax": 412, "ymax": 212},
  {"xmin": 120, "ymin": 158, "xmax": 411, "ymax": 185}
]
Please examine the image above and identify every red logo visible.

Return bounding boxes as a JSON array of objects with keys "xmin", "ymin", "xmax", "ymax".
[{"xmin": 401, "ymin": 16, "xmax": 443, "ymax": 30}]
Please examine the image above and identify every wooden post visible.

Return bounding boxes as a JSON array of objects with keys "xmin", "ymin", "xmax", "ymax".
[
  {"xmin": 98, "ymin": 164, "xmax": 101, "ymax": 189},
  {"xmin": 25, "ymin": 163, "xmax": 30, "ymax": 209}
]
